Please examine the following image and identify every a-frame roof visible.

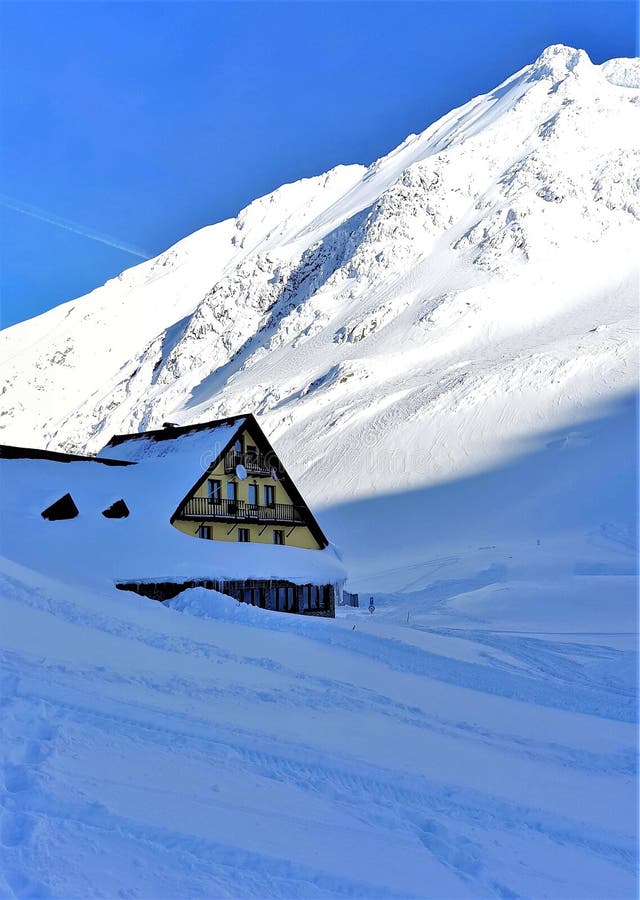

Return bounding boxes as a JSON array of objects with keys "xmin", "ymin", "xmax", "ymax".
[{"xmin": 101, "ymin": 414, "xmax": 329, "ymax": 548}]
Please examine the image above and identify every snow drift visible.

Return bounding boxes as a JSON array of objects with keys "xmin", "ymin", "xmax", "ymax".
[{"xmin": 0, "ymin": 546, "xmax": 636, "ymax": 897}]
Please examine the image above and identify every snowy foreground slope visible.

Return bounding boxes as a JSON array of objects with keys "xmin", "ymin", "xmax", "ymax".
[{"xmin": 1, "ymin": 558, "xmax": 637, "ymax": 899}]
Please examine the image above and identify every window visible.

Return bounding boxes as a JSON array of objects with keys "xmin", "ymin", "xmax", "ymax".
[
  {"xmin": 273, "ymin": 530, "xmax": 284, "ymax": 545},
  {"xmin": 234, "ymin": 439, "xmax": 242, "ymax": 453},
  {"xmin": 41, "ymin": 493, "xmax": 79, "ymax": 521},
  {"xmin": 237, "ymin": 528, "xmax": 250, "ymax": 543},
  {"xmin": 226, "ymin": 481, "xmax": 237, "ymax": 501},
  {"xmin": 248, "ymin": 483, "xmax": 258, "ymax": 506},
  {"xmin": 197, "ymin": 525, "xmax": 212, "ymax": 540},
  {"xmin": 207, "ymin": 479, "xmax": 221, "ymax": 502},
  {"xmin": 246, "ymin": 444, "xmax": 258, "ymax": 462},
  {"xmin": 102, "ymin": 499, "xmax": 129, "ymax": 519},
  {"xmin": 263, "ymin": 485, "xmax": 275, "ymax": 507}
]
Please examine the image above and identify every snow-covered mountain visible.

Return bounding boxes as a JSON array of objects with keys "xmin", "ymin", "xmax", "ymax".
[
  {"xmin": 1, "ymin": 45, "xmax": 638, "ymax": 584},
  {"xmin": 1, "ymin": 47, "xmax": 638, "ymax": 896}
]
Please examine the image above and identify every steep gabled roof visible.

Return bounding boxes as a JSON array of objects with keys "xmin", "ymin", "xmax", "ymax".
[
  {"xmin": 166, "ymin": 415, "xmax": 329, "ymax": 549},
  {"xmin": 100, "ymin": 414, "xmax": 329, "ymax": 549}
]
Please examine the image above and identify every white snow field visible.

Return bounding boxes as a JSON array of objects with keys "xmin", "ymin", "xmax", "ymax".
[
  {"xmin": 0, "ymin": 552, "xmax": 637, "ymax": 899},
  {"xmin": 0, "ymin": 43, "xmax": 638, "ymax": 898}
]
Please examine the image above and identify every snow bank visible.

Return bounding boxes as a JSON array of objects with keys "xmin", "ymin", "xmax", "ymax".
[
  {"xmin": 166, "ymin": 586, "xmax": 269, "ymax": 623},
  {"xmin": 1, "ymin": 544, "xmax": 636, "ymax": 898}
]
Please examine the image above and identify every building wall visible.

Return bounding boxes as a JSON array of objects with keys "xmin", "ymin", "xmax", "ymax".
[
  {"xmin": 116, "ymin": 579, "xmax": 336, "ymax": 617},
  {"xmin": 172, "ymin": 426, "xmax": 322, "ymax": 550}
]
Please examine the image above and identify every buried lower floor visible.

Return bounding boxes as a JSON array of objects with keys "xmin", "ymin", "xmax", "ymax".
[{"xmin": 115, "ymin": 578, "xmax": 337, "ymax": 618}]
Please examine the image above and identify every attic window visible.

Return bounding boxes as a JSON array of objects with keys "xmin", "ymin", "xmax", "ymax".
[
  {"xmin": 102, "ymin": 499, "xmax": 130, "ymax": 519},
  {"xmin": 41, "ymin": 493, "xmax": 79, "ymax": 521}
]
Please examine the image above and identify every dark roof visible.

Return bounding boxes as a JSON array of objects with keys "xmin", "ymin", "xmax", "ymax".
[
  {"xmin": 103, "ymin": 414, "xmax": 248, "ymax": 449},
  {"xmin": 0, "ymin": 444, "xmax": 133, "ymax": 466}
]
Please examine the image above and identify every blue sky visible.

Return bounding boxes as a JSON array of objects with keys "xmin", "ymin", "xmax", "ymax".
[{"xmin": 1, "ymin": 1, "xmax": 636, "ymax": 327}]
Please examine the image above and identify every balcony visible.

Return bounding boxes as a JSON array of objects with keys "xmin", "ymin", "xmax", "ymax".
[
  {"xmin": 224, "ymin": 450, "xmax": 272, "ymax": 476},
  {"xmin": 180, "ymin": 496, "xmax": 306, "ymax": 525}
]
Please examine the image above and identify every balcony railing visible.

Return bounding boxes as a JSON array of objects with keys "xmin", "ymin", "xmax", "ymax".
[
  {"xmin": 224, "ymin": 450, "xmax": 272, "ymax": 476},
  {"xmin": 180, "ymin": 496, "xmax": 306, "ymax": 524}
]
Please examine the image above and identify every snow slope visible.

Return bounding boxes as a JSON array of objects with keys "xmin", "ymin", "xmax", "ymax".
[{"xmin": 0, "ymin": 558, "xmax": 636, "ymax": 898}]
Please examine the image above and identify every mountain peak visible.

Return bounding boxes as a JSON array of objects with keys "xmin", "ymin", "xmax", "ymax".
[{"xmin": 528, "ymin": 44, "xmax": 590, "ymax": 81}]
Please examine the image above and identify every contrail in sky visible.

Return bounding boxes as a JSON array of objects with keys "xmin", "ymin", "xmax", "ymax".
[{"xmin": 0, "ymin": 193, "xmax": 152, "ymax": 260}]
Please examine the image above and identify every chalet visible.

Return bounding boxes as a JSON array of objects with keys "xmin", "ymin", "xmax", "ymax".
[
  {"xmin": 102, "ymin": 415, "xmax": 327, "ymax": 551},
  {"xmin": 0, "ymin": 415, "xmax": 345, "ymax": 617}
]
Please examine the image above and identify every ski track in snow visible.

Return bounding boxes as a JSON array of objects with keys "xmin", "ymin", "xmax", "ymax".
[{"xmin": 1, "ymin": 560, "xmax": 637, "ymax": 899}]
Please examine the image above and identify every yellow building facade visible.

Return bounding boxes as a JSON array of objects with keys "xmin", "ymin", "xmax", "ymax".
[{"xmin": 171, "ymin": 424, "xmax": 323, "ymax": 550}]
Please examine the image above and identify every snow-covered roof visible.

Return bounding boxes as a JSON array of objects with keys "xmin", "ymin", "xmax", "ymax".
[
  {"xmin": 98, "ymin": 417, "xmax": 247, "ymax": 512},
  {"xmin": 0, "ymin": 437, "xmax": 346, "ymax": 594},
  {"xmin": 100, "ymin": 415, "xmax": 247, "ymax": 463},
  {"xmin": 99, "ymin": 415, "xmax": 330, "ymax": 548}
]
